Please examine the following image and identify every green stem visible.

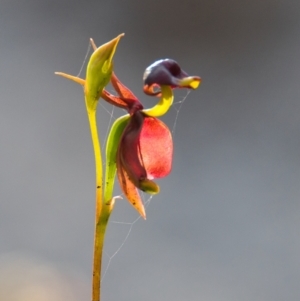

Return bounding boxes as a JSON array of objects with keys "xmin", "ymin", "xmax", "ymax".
[{"xmin": 86, "ymin": 103, "xmax": 114, "ymax": 301}]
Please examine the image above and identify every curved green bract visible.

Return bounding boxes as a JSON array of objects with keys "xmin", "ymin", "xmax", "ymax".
[
  {"xmin": 85, "ymin": 34, "xmax": 123, "ymax": 111},
  {"xmin": 142, "ymin": 85, "xmax": 174, "ymax": 117},
  {"xmin": 104, "ymin": 114, "xmax": 130, "ymax": 204},
  {"xmin": 85, "ymin": 62, "xmax": 113, "ymax": 111}
]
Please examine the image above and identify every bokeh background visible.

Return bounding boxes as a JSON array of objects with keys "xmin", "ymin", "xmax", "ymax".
[{"xmin": 1, "ymin": 0, "xmax": 300, "ymax": 300}]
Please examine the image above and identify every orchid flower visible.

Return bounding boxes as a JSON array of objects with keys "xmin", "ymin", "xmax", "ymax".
[
  {"xmin": 56, "ymin": 35, "xmax": 201, "ymax": 301},
  {"xmin": 102, "ymin": 59, "xmax": 201, "ymax": 219}
]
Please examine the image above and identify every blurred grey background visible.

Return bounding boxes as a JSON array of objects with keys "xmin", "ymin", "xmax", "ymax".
[{"xmin": 1, "ymin": 0, "xmax": 300, "ymax": 300}]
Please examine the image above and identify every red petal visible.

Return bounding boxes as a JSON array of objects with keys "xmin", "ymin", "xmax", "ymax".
[
  {"xmin": 118, "ymin": 111, "xmax": 148, "ymax": 186},
  {"xmin": 102, "ymin": 73, "xmax": 144, "ymax": 114},
  {"xmin": 117, "ymin": 155, "xmax": 146, "ymax": 219},
  {"xmin": 139, "ymin": 117, "xmax": 173, "ymax": 178},
  {"xmin": 111, "ymin": 72, "xmax": 138, "ymax": 100},
  {"xmin": 101, "ymin": 89, "xmax": 128, "ymax": 109},
  {"xmin": 143, "ymin": 84, "xmax": 161, "ymax": 96}
]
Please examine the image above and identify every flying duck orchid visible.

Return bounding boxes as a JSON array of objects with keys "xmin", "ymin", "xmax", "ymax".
[{"xmin": 103, "ymin": 59, "xmax": 201, "ymax": 218}]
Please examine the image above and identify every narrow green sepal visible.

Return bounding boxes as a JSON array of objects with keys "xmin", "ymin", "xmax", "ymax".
[{"xmin": 104, "ymin": 114, "xmax": 130, "ymax": 204}]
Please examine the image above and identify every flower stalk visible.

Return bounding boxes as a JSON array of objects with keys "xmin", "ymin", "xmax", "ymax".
[
  {"xmin": 87, "ymin": 107, "xmax": 114, "ymax": 301},
  {"xmin": 56, "ymin": 34, "xmax": 124, "ymax": 301}
]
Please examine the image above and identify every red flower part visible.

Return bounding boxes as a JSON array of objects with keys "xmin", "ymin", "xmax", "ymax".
[
  {"xmin": 101, "ymin": 73, "xmax": 143, "ymax": 115},
  {"xmin": 102, "ymin": 71, "xmax": 175, "ymax": 217},
  {"xmin": 118, "ymin": 111, "xmax": 147, "ymax": 187},
  {"xmin": 118, "ymin": 111, "xmax": 173, "ymax": 190},
  {"xmin": 139, "ymin": 116, "xmax": 172, "ymax": 179},
  {"xmin": 116, "ymin": 157, "xmax": 146, "ymax": 217},
  {"xmin": 143, "ymin": 59, "xmax": 201, "ymax": 95}
]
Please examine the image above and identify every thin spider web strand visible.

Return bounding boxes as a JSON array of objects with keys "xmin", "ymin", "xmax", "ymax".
[
  {"xmin": 171, "ymin": 90, "xmax": 191, "ymax": 135},
  {"xmin": 110, "ymin": 221, "xmax": 133, "ymax": 225},
  {"xmin": 76, "ymin": 42, "xmax": 92, "ymax": 78},
  {"xmin": 101, "ymin": 196, "xmax": 153, "ymax": 282}
]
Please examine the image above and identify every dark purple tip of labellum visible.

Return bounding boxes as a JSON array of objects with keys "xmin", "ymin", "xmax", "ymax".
[{"xmin": 143, "ymin": 59, "xmax": 189, "ymax": 89}]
